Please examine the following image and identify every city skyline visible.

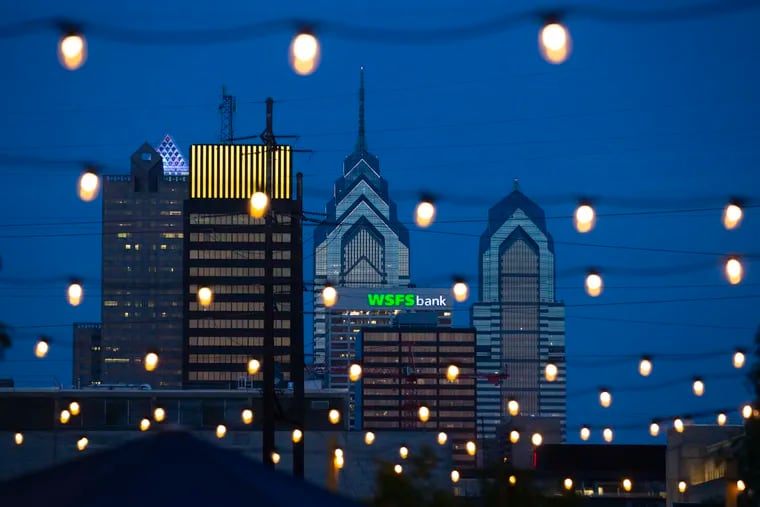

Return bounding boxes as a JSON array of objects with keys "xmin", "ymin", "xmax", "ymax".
[{"xmin": 0, "ymin": 0, "xmax": 759, "ymax": 447}]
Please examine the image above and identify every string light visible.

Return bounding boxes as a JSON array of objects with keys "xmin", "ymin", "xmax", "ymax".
[
  {"xmin": 418, "ymin": 405, "xmax": 430, "ymax": 423},
  {"xmin": 733, "ymin": 350, "xmax": 746, "ymax": 369},
  {"xmin": 465, "ymin": 440, "xmax": 477, "ymax": 456},
  {"xmin": 531, "ymin": 433, "xmax": 543, "ymax": 446},
  {"xmin": 414, "ymin": 199, "xmax": 436, "ymax": 228},
  {"xmin": 59, "ymin": 409, "xmax": 71, "ymax": 424},
  {"xmin": 603, "ymin": 427, "xmax": 613, "ymax": 442},
  {"xmin": 348, "ymin": 363, "xmax": 362, "ymax": 382},
  {"xmin": 77, "ymin": 167, "xmax": 100, "ymax": 202},
  {"xmin": 365, "ymin": 431, "xmax": 375, "ymax": 445},
  {"xmin": 673, "ymin": 418, "xmax": 684, "ymax": 433},
  {"xmin": 649, "ymin": 421, "xmax": 660, "ymax": 437},
  {"xmin": 140, "ymin": 418, "xmax": 151, "ymax": 431},
  {"xmin": 14, "ymin": 433, "xmax": 23, "ymax": 445},
  {"xmin": 723, "ymin": 202, "xmax": 743, "ymax": 230},
  {"xmin": 241, "ymin": 409, "xmax": 254, "ymax": 425},
  {"xmin": 717, "ymin": 412, "xmax": 727, "ymax": 426},
  {"xmin": 451, "ymin": 470, "xmax": 460, "ymax": 483},
  {"xmin": 292, "ymin": 428, "xmax": 303, "ymax": 443},
  {"xmin": 737, "ymin": 480, "xmax": 746, "ymax": 492},
  {"xmin": 509, "ymin": 475, "xmax": 517, "ymax": 485},
  {"xmin": 692, "ymin": 378, "xmax": 705, "ymax": 397},
  {"xmin": 334, "ymin": 454, "xmax": 345, "ymax": 469},
  {"xmin": 580, "ymin": 426, "xmax": 590, "ymax": 441},
  {"xmin": 545, "ymin": 363, "xmax": 558, "ymax": 382},
  {"xmin": 437, "ymin": 432, "xmax": 448, "ymax": 445},
  {"xmin": 247, "ymin": 358, "xmax": 261, "ymax": 375},
  {"xmin": 394, "ymin": 464, "xmax": 403, "ymax": 475},
  {"xmin": 446, "ymin": 364, "xmax": 459, "ymax": 381},
  {"xmin": 599, "ymin": 389, "xmax": 612, "ymax": 408},
  {"xmin": 76, "ymin": 437, "xmax": 89, "ymax": 451},
  {"xmin": 725, "ymin": 257, "xmax": 743, "ymax": 285},
  {"xmin": 328, "ymin": 408, "xmax": 341, "ymax": 424},
  {"xmin": 573, "ymin": 202, "xmax": 595, "ymax": 233},
  {"xmin": 69, "ymin": 401, "xmax": 80, "ymax": 416},
  {"xmin": 289, "ymin": 28, "xmax": 321, "ymax": 76},
  {"xmin": 538, "ymin": 17, "xmax": 571, "ymax": 64},
  {"xmin": 622, "ymin": 478, "xmax": 632, "ymax": 492},
  {"xmin": 322, "ymin": 285, "xmax": 338, "ymax": 308},
  {"xmin": 144, "ymin": 352, "xmax": 159, "ymax": 372},
  {"xmin": 678, "ymin": 481, "xmax": 687, "ymax": 493},
  {"xmin": 564, "ymin": 478, "xmax": 573, "ymax": 491},
  {"xmin": 34, "ymin": 338, "xmax": 50, "ymax": 358},
  {"xmin": 638, "ymin": 357, "xmax": 653, "ymax": 377},
  {"xmin": 452, "ymin": 280, "xmax": 469, "ymax": 303},
  {"xmin": 153, "ymin": 407, "xmax": 166, "ymax": 422},
  {"xmin": 216, "ymin": 424, "xmax": 227, "ymax": 439},
  {"xmin": 399, "ymin": 445, "xmax": 409, "ymax": 459},
  {"xmin": 249, "ymin": 191, "xmax": 269, "ymax": 218},
  {"xmin": 67, "ymin": 280, "xmax": 83, "ymax": 306},
  {"xmin": 509, "ymin": 430, "xmax": 520, "ymax": 443},
  {"xmin": 585, "ymin": 271, "xmax": 603, "ymax": 297},
  {"xmin": 197, "ymin": 286, "xmax": 213, "ymax": 308},
  {"xmin": 58, "ymin": 28, "xmax": 87, "ymax": 70},
  {"xmin": 272, "ymin": 451, "xmax": 281, "ymax": 464},
  {"xmin": 507, "ymin": 399, "xmax": 520, "ymax": 416},
  {"xmin": 742, "ymin": 404, "xmax": 753, "ymax": 419}
]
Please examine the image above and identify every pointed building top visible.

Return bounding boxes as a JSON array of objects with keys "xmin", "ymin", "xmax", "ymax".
[
  {"xmin": 355, "ymin": 66, "xmax": 367, "ymax": 153},
  {"xmin": 513, "ymin": 179, "xmax": 520, "ymax": 192},
  {"xmin": 155, "ymin": 134, "xmax": 189, "ymax": 176}
]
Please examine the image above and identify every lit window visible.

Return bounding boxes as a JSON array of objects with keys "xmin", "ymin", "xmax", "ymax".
[{"xmin": 125, "ymin": 244, "xmax": 132, "ymax": 249}]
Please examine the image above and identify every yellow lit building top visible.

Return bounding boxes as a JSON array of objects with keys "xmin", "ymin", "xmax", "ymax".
[{"xmin": 190, "ymin": 144, "xmax": 292, "ymax": 199}]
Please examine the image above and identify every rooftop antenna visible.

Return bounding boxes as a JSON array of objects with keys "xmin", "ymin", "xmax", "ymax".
[{"xmin": 219, "ymin": 85, "xmax": 236, "ymax": 144}]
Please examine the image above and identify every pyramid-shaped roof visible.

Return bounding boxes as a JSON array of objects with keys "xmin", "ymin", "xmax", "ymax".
[{"xmin": 155, "ymin": 134, "xmax": 189, "ymax": 176}]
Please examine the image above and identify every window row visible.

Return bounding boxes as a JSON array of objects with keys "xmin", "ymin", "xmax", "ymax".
[
  {"xmin": 189, "ymin": 319, "xmax": 264, "ymax": 329},
  {"xmin": 190, "ymin": 249, "xmax": 265, "ymax": 260},
  {"xmin": 190, "ymin": 214, "xmax": 265, "ymax": 225},
  {"xmin": 190, "ymin": 284, "xmax": 264, "ymax": 295},
  {"xmin": 189, "ymin": 336, "xmax": 262, "ymax": 347},
  {"xmin": 189, "ymin": 301, "xmax": 265, "ymax": 312}
]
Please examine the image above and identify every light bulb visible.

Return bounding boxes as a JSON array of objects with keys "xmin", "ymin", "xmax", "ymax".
[
  {"xmin": 271, "ymin": 451, "xmax": 281, "ymax": 464},
  {"xmin": 580, "ymin": 426, "xmax": 590, "ymax": 441},
  {"xmin": 452, "ymin": 281, "xmax": 469, "ymax": 303},
  {"xmin": 742, "ymin": 404, "xmax": 753, "ymax": 419},
  {"xmin": 678, "ymin": 481, "xmax": 687, "ymax": 493},
  {"xmin": 446, "ymin": 364, "xmax": 459, "ymax": 381},
  {"xmin": 59, "ymin": 409, "xmax": 71, "ymax": 424},
  {"xmin": 649, "ymin": 422, "xmax": 660, "ymax": 436},
  {"xmin": 585, "ymin": 272, "xmax": 603, "ymax": 297},
  {"xmin": 365, "ymin": 431, "xmax": 375, "ymax": 445},
  {"xmin": 725, "ymin": 257, "xmax": 743, "ymax": 285},
  {"xmin": 599, "ymin": 389, "xmax": 612, "ymax": 408},
  {"xmin": 249, "ymin": 191, "xmax": 269, "ymax": 218},
  {"xmin": 348, "ymin": 363, "xmax": 362, "ymax": 382},
  {"xmin": 415, "ymin": 200, "xmax": 436, "ymax": 227},
  {"xmin": 292, "ymin": 428, "xmax": 303, "ymax": 443},
  {"xmin": 247, "ymin": 358, "xmax": 261, "ymax": 375},
  {"xmin": 77, "ymin": 168, "xmax": 100, "ymax": 202},
  {"xmin": 399, "ymin": 446, "xmax": 409, "ymax": 459},
  {"xmin": 144, "ymin": 352, "xmax": 159, "ymax": 372},
  {"xmin": 140, "ymin": 418, "xmax": 151, "ymax": 432},
  {"xmin": 539, "ymin": 19, "xmax": 571, "ymax": 64},
  {"xmin": 334, "ymin": 454, "xmax": 344, "ymax": 469},
  {"xmin": 507, "ymin": 399, "xmax": 519, "ymax": 416},
  {"xmin": 216, "ymin": 424, "xmax": 227, "ymax": 439},
  {"xmin": 394, "ymin": 464, "xmax": 403, "ymax": 474},
  {"xmin": 14, "ymin": 432, "xmax": 23, "ymax": 445},
  {"xmin": 564, "ymin": 478, "xmax": 573, "ymax": 491},
  {"xmin": 531, "ymin": 433, "xmax": 543, "ymax": 446},
  {"xmin": 153, "ymin": 407, "xmax": 166, "ymax": 422},
  {"xmin": 241, "ymin": 409, "xmax": 254, "ymax": 425},
  {"xmin": 603, "ymin": 428, "xmax": 613, "ymax": 442},
  {"xmin": 717, "ymin": 412, "xmax": 727, "ymax": 426},
  {"xmin": 322, "ymin": 285, "xmax": 338, "ymax": 308},
  {"xmin": 289, "ymin": 30, "xmax": 321, "ymax": 76},
  {"xmin": 692, "ymin": 379, "xmax": 705, "ymax": 397},
  {"xmin": 197, "ymin": 286, "xmax": 213, "ymax": 308},
  {"xmin": 58, "ymin": 31, "xmax": 87, "ymax": 70},
  {"xmin": 76, "ymin": 437, "xmax": 88, "ymax": 451},
  {"xmin": 69, "ymin": 401, "xmax": 80, "ymax": 416},
  {"xmin": 67, "ymin": 281, "xmax": 83, "ymax": 306},
  {"xmin": 674, "ymin": 418, "xmax": 684, "ymax": 433},
  {"xmin": 34, "ymin": 339, "xmax": 50, "ymax": 358},
  {"xmin": 509, "ymin": 475, "xmax": 517, "ymax": 485},
  {"xmin": 737, "ymin": 480, "xmax": 746, "ymax": 492},
  {"xmin": 509, "ymin": 430, "xmax": 520, "ymax": 443},
  {"xmin": 733, "ymin": 350, "xmax": 746, "ymax": 369},
  {"xmin": 465, "ymin": 440, "xmax": 477, "ymax": 456},
  {"xmin": 451, "ymin": 470, "xmax": 460, "ymax": 483},
  {"xmin": 418, "ymin": 406, "xmax": 430, "ymax": 423},
  {"xmin": 328, "ymin": 409, "xmax": 340, "ymax": 424},
  {"xmin": 623, "ymin": 478, "xmax": 632, "ymax": 492},
  {"xmin": 437, "ymin": 432, "xmax": 448, "ymax": 445},
  {"xmin": 573, "ymin": 203, "xmax": 595, "ymax": 233},
  {"xmin": 545, "ymin": 363, "xmax": 558, "ymax": 382},
  {"xmin": 639, "ymin": 357, "xmax": 652, "ymax": 377},
  {"xmin": 723, "ymin": 202, "xmax": 743, "ymax": 230}
]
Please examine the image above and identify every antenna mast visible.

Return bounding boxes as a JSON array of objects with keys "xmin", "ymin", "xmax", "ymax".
[{"xmin": 219, "ymin": 85, "xmax": 236, "ymax": 144}]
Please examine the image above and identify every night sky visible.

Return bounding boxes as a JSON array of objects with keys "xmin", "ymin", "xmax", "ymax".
[{"xmin": 0, "ymin": 0, "xmax": 759, "ymax": 444}]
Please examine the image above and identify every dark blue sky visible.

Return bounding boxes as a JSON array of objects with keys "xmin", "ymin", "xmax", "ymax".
[{"xmin": 0, "ymin": 0, "xmax": 758, "ymax": 444}]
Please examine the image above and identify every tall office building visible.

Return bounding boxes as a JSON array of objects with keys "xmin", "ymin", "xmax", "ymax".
[
  {"xmin": 182, "ymin": 141, "xmax": 303, "ymax": 390},
  {"xmin": 99, "ymin": 140, "xmax": 188, "ymax": 388},
  {"xmin": 313, "ymin": 68, "xmax": 411, "ymax": 371},
  {"xmin": 72, "ymin": 323, "xmax": 102, "ymax": 387},
  {"xmin": 472, "ymin": 181, "xmax": 566, "ymax": 439}
]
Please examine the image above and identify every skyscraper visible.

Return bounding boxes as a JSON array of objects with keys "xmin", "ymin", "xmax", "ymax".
[
  {"xmin": 72, "ymin": 323, "xmax": 102, "ymax": 388},
  {"xmin": 472, "ymin": 181, "xmax": 566, "ymax": 439},
  {"xmin": 99, "ymin": 140, "xmax": 188, "ymax": 388},
  {"xmin": 313, "ymin": 68, "xmax": 411, "ymax": 371}
]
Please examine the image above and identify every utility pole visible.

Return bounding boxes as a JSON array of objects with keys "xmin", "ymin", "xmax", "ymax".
[{"xmin": 262, "ymin": 97, "xmax": 276, "ymax": 470}]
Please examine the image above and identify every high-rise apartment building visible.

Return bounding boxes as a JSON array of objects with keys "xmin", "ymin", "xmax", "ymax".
[
  {"xmin": 182, "ymin": 142, "xmax": 303, "ymax": 390},
  {"xmin": 72, "ymin": 323, "xmax": 102, "ymax": 387},
  {"xmin": 313, "ymin": 69, "xmax": 410, "ymax": 371},
  {"xmin": 99, "ymin": 139, "xmax": 188, "ymax": 388},
  {"xmin": 472, "ymin": 181, "xmax": 566, "ymax": 439}
]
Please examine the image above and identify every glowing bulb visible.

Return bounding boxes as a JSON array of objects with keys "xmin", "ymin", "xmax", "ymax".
[
  {"xmin": 742, "ymin": 404, "xmax": 753, "ymax": 419},
  {"xmin": 77, "ymin": 169, "xmax": 99, "ymax": 201},
  {"xmin": 241, "ymin": 409, "xmax": 253, "ymax": 425},
  {"xmin": 734, "ymin": 350, "xmax": 746, "ymax": 369},
  {"xmin": 585, "ymin": 272, "xmax": 603, "ymax": 297},
  {"xmin": 693, "ymin": 379, "xmax": 705, "ymax": 397},
  {"xmin": 737, "ymin": 480, "xmax": 746, "ymax": 492},
  {"xmin": 14, "ymin": 433, "xmax": 23, "ymax": 445},
  {"xmin": 507, "ymin": 399, "xmax": 519, "ymax": 416},
  {"xmin": 603, "ymin": 428, "xmax": 613, "ymax": 442},
  {"xmin": 292, "ymin": 428, "xmax": 303, "ymax": 443},
  {"xmin": 144, "ymin": 352, "xmax": 159, "ymax": 372},
  {"xmin": 153, "ymin": 407, "xmax": 165, "ymax": 422},
  {"xmin": 649, "ymin": 422, "xmax": 660, "ymax": 436},
  {"xmin": 67, "ymin": 282, "xmax": 83, "ymax": 306},
  {"xmin": 725, "ymin": 257, "xmax": 743, "ymax": 285},
  {"xmin": 415, "ymin": 200, "xmax": 436, "ymax": 227},
  {"xmin": 216, "ymin": 424, "xmax": 227, "ymax": 439},
  {"xmin": 247, "ymin": 358, "xmax": 261, "ymax": 375},
  {"xmin": 59, "ymin": 409, "xmax": 71, "ymax": 424},
  {"xmin": 76, "ymin": 437, "xmax": 88, "ymax": 451},
  {"xmin": 639, "ymin": 357, "xmax": 652, "ymax": 377},
  {"xmin": 539, "ymin": 20, "xmax": 571, "ymax": 64},
  {"xmin": 509, "ymin": 475, "xmax": 517, "ymax": 485},
  {"xmin": 197, "ymin": 286, "xmax": 213, "ymax": 308},
  {"xmin": 348, "ymin": 363, "xmax": 362, "ymax": 382},
  {"xmin": 249, "ymin": 191, "xmax": 269, "ymax": 218},
  {"xmin": 531, "ymin": 433, "xmax": 543, "ymax": 446},
  {"xmin": 580, "ymin": 426, "xmax": 590, "ymax": 441},
  {"xmin": 322, "ymin": 285, "xmax": 338, "ymax": 308},
  {"xmin": 140, "ymin": 418, "xmax": 150, "ymax": 431},
  {"xmin": 418, "ymin": 406, "xmax": 430, "ymax": 423},
  {"xmin": 34, "ymin": 339, "xmax": 50, "ymax": 358},
  {"xmin": 674, "ymin": 418, "xmax": 684, "ymax": 433},
  {"xmin": 465, "ymin": 440, "xmax": 477, "ymax": 456},
  {"xmin": 623, "ymin": 478, "xmax": 632, "ymax": 492},
  {"xmin": 599, "ymin": 389, "xmax": 612, "ymax": 408},
  {"xmin": 564, "ymin": 478, "xmax": 573, "ymax": 491},
  {"xmin": 723, "ymin": 203, "xmax": 743, "ymax": 230},
  {"xmin": 574, "ymin": 203, "xmax": 595, "ymax": 233},
  {"xmin": 545, "ymin": 363, "xmax": 558, "ymax": 382},
  {"xmin": 271, "ymin": 451, "xmax": 281, "ymax": 464},
  {"xmin": 334, "ymin": 448, "xmax": 343, "ymax": 459},
  {"xmin": 678, "ymin": 481, "xmax": 687, "ymax": 493},
  {"xmin": 365, "ymin": 431, "xmax": 375, "ymax": 445},
  {"xmin": 717, "ymin": 412, "xmax": 727, "ymax": 426},
  {"xmin": 451, "ymin": 470, "xmax": 460, "ymax": 483},
  {"xmin": 328, "ymin": 409, "xmax": 340, "ymax": 425},
  {"xmin": 446, "ymin": 364, "xmax": 460, "ymax": 381},
  {"xmin": 437, "ymin": 432, "xmax": 448, "ymax": 445},
  {"xmin": 334, "ymin": 455, "xmax": 344, "ymax": 469},
  {"xmin": 58, "ymin": 32, "xmax": 87, "ymax": 70},
  {"xmin": 69, "ymin": 401, "xmax": 80, "ymax": 416},
  {"xmin": 289, "ymin": 30, "xmax": 321, "ymax": 76},
  {"xmin": 394, "ymin": 464, "xmax": 403, "ymax": 474},
  {"xmin": 399, "ymin": 446, "xmax": 409, "ymax": 459},
  {"xmin": 509, "ymin": 430, "xmax": 520, "ymax": 443},
  {"xmin": 452, "ymin": 281, "xmax": 469, "ymax": 303}
]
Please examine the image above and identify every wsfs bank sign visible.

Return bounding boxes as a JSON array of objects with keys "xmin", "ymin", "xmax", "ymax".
[{"xmin": 331, "ymin": 288, "xmax": 454, "ymax": 311}]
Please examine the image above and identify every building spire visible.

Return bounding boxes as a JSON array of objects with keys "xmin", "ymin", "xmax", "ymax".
[{"xmin": 355, "ymin": 66, "xmax": 367, "ymax": 153}]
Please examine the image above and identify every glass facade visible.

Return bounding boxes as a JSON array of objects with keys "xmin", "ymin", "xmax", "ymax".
[{"xmin": 72, "ymin": 323, "xmax": 102, "ymax": 388}]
